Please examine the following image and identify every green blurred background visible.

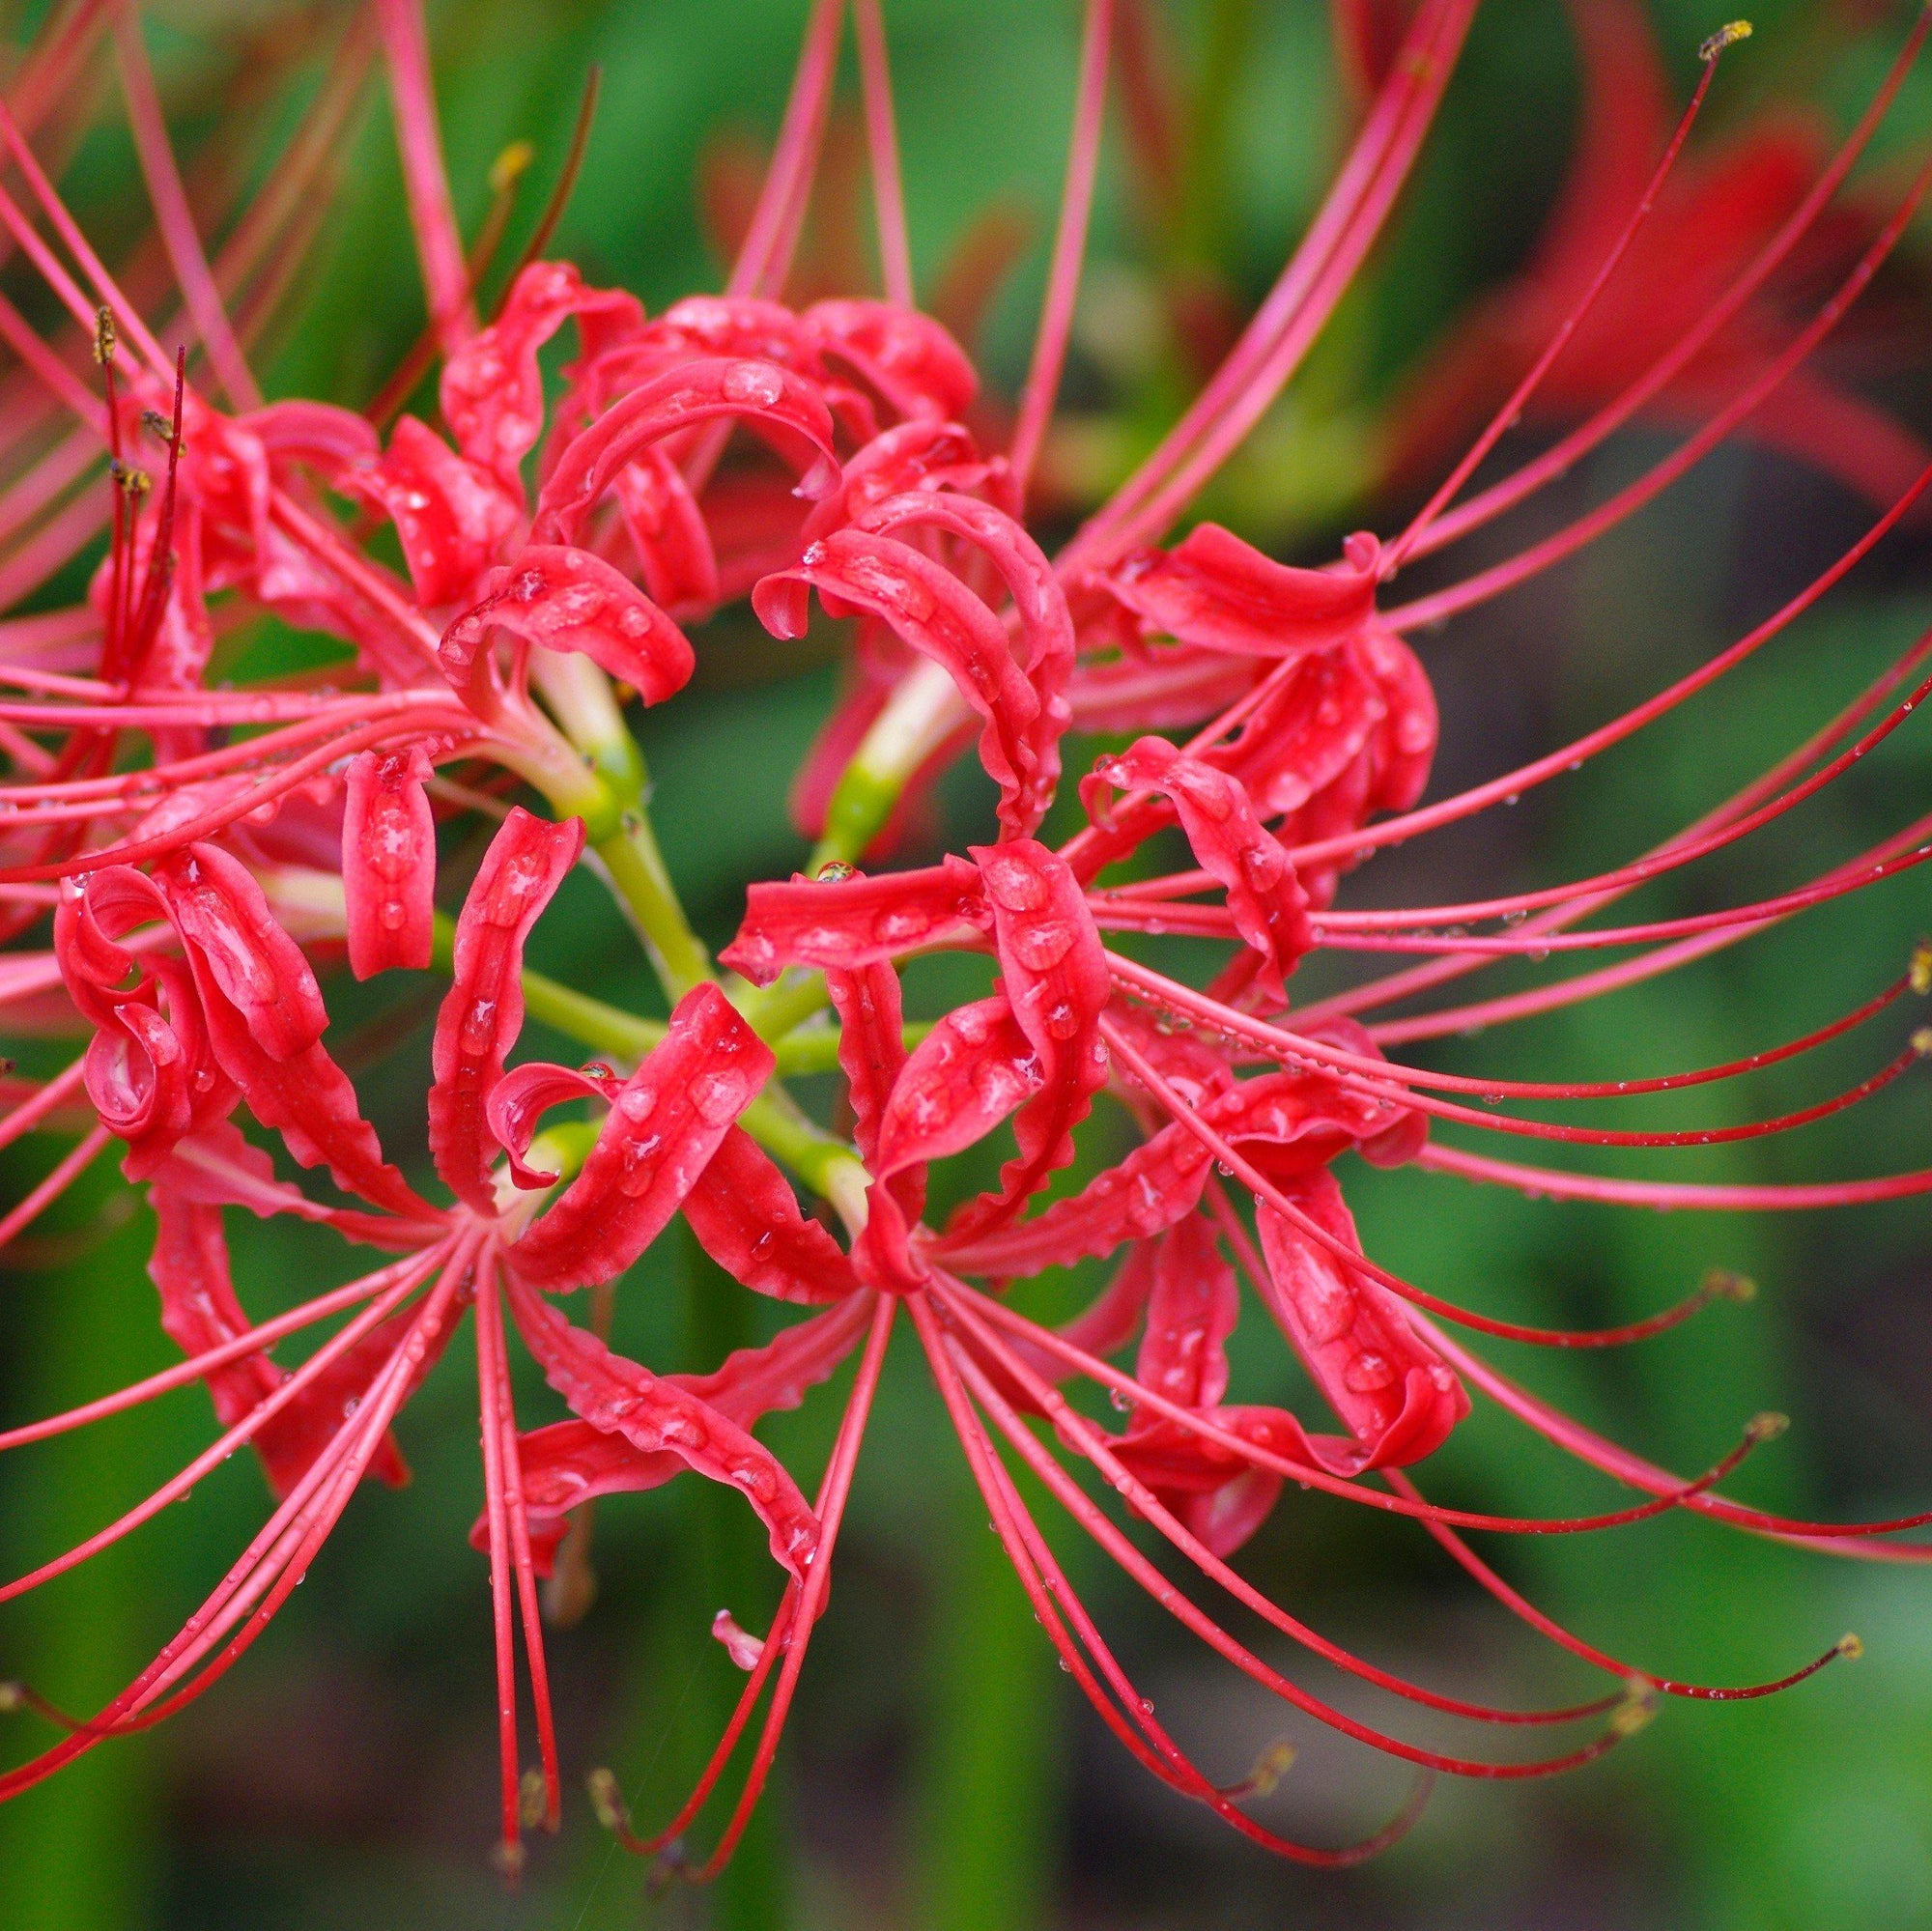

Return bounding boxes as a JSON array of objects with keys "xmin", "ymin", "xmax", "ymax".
[{"xmin": 4, "ymin": 0, "xmax": 1932, "ymax": 1923}]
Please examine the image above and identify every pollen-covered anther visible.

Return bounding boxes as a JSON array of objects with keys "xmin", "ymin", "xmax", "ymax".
[
  {"xmin": 1912, "ymin": 1027, "xmax": 1932, "ymax": 1059},
  {"xmin": 1609, "ymin": 1690, "xmax": 1659, "ymax": 1738},
  {"xmin": 1699, "ymin": 19, "xmax": 1752, "ymax": 63},
  {"xmin": 518, "ymin": 1769, "xmax": 549, "ymax": 1830},
  {"xmin": 115, "ymin": 467, "xmax": 153, "ymax": 498},
  {"xmin": 1910, "ymin": 941, "xmax": 1932, "ymax": 995},
  {"xmin": 1837, "ymin": 1633, "xmax": 1865, "ymax": 1661},
  {"xmin": 91, "ymin": 305, "xmax": 116, "ymax": 365},
  {"xmin": 1744, "ymin": 1410, "xmax": 1790, "ymax": 1445},
  {"xmin": 586, "ymin": 1767, "xmax": 630, "ymax": 1833},
  {"xmin": 0, "ymin": 1681, "xmax": 21, "ymax": 1715},
  {"xmin": 1220, "ymin": 1739, "xmax": 1297, "ymax": 1801},
  {"xmin": 490, "ymin": 139, "xmax": 536, "ymax": 194},
  {"xmin": 488, "ymin": 1838, "xmax": 526, "ymax": 1879},
  {"xmin": 1703, "ymin": 1267, "xmax": 1758, "ymax": 1304}
]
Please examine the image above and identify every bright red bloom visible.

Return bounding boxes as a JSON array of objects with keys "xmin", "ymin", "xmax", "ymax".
[{"xmin": 0, "ymin": 0, "xmax": 1929, "ymax": 1883}]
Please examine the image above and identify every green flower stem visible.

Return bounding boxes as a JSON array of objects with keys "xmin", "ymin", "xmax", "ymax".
[
  {"xmin": 809, "ymin": 658, "xmax": 967, "ymax": 871},
  {"xmin": 526, "ymin": 648, "xmax": 712, "ymax": 1002},
  {"xmin": 769, "ymin": 1016, "xmax": 933, "ymax": 1077},
  {"xmin": 734, "ymin": 966, "xmax": 833, "ymax": 1041},
  {"xmin": 739, "ymin": 1088, "xmax": 872, "ymax": 1230},
  {"xmin": 587, "ymin": 815, "xmax": 713, "ymax": 999}
]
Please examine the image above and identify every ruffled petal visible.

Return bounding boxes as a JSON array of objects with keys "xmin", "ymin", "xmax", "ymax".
[
  {"xmin": 857, "ymin": 490, "xmax": 1074, "ymax": 835},
  {"xmin": 754, "ymin": 529, "xmax": 1044, "ymax": 839},
  {"xmin": 1255, "ymin": 1167, "xmax": 1467, "ymax": 1469},
  {"xmin": 722, "ymin": 856, "xmax": 989, "ymax": 985},
  {"xmin": 1087, "ymin": 735, "xmax": 1313, "ymax": 1003},
  {"xmin": 803, "ymin": 299, "xmax": 979, "ymax": 422},
  {"xmin": 428, "ymin": 808, "xmax": 585, "ymax": 1213},
  {"xmin": 504, "ymin": 1269, "xmax": 820, "ymax": 1581},
  {"xmin": 533, "ymin": 355, "xmax": 838, "ymax": 548},
  {"xmin": 342, "ymin": 746, "xmax": 437, "ymax": 980},
  {"xmin": 683, "ymin": 1125, "xmax": 862, "ymax": 1303},
  {"xmin": 340, "ymin": 414, "xmax": 521, "ymax": 610},
  {"xmin": 439, "ymin": 544, "xmax": 695, "ymax": 705},
  {"xmin": 440, "ymin": 260, "xmax": 644, "ymax": 496},
  {"xmin": 943, "ymin": 841, "xmax": 1110, "ymax": 1237},
  {"xmin": 506, "ymin": 983, "xmax": 773, "ymax": 1292},
  {"xmin": 1101, "ymin": 522, "xmax": 1378, "ymax": 660}
]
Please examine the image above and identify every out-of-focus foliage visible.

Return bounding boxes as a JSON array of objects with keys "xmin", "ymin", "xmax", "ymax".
[{"xmin": 3, "ymin": 1, "xmax": 1932, "ymax": 1925}]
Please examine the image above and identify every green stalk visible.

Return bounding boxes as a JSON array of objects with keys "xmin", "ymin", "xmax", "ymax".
[{"xmin": 0, "ymin": 1161, "xmax": 164, "ymax": 1929}]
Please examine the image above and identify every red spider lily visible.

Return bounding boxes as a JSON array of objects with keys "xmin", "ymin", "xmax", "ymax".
[{"xmin": 0, "ymin": 0, "xmax": 1930, "ymax": 1883}]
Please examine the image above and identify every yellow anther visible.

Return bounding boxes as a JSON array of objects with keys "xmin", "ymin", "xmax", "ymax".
[
  {"xmin": 518, "ymin": 1768, "xmax": 549, "ymax": 1829},
  {"xmin": 1913, "ymin": 1027, "xmax": 1932, "ymax": 1059},
  {"xmin": 92, "ymin": 306, "xmax": 116, "ymax": 365},
  {"xmin": 1699, "ymin": 20, "xmax": 1752, "ymax": 62},
  {"xmin": 1243, "ymin": 1741, "xmax": 1296, "ymax": 1797},
  {"xmin": 490, "ymin": 139, "xmax": 536, "ymax": 196},
  {"xmin": 586, "ymin": 1767, "xmax": 627, "ymax": 1832},
  {"xmin": 1837, "ymin": 1632, "xmax": 1865, "ymax": 1661},
  {"xmin": 1704, "ymin": 1266, "xmax": 1757, "ymax": 1304},
  {"xmin": 1745, "ymin": 1410, "xmax": 1789, "ymax": 1444},
  {"xmin": 1910, "ymin": 940, "xmax": 1932, "ymax": 995},
  {"xmin": 1609, "ymin": 1691, "xmax": 1658, "ymax": 1737}
]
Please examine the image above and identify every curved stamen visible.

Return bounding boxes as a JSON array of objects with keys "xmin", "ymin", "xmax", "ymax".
[
  {"xmin": 914, "ymin": 1289, "xmax": 1438, "ymax": 1861},
  {"xmin": 1382, "ymin": 15, "xmax": 1734, "ymax": 573},
  {"xmin": 1107, "ymin": 951, "xmax": 1913, "ymax": 1105},
  {"xmin": 1397, "ymin": 3, "xmax": 1932, "ymax": 567}
]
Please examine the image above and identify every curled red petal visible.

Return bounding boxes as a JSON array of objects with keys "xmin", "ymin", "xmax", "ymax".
[
  {"xmin": 340, "ymin": 414, "xmax": 521, "ymax": 610},
  {"xmin": 429, "ymin": 808, "xmax": 585, "ymax": 1214},
  {"xmin": 1089, "ymin": 736, "xmax": 1313, "ymax": 1002},
  {"xmin": 683, "ymin": 1125, "xmax": 862, "ymax": 1303},
  {"xmin": 1101, "ymin": 522, "xmax": 1378, "ymax": 660},
  {"xmin": 152, "ymin": 842, "xmax": 327, "ymax": 1061},
  {"xmin": 507, "ymin": 983, "xmax": 774, "ymax": 1292},
  {"xmin": 1255, "ymin": 1168, "xmax": 1468, "ymax": 1469},
  {"xmin": 486, "ymin": 1061, "xmax": 611, "ymax": 1190},
  {"xmin": 441, "ymin": 260, "xmax": 644, "ymax": 496},
  {"xmin": 477, "ymin": 1295, "xmax": 871, "ymax": 1570},
  {"xmin": 799, "ymin": 419, "xmax": 993, "ymax": 549},
  {"xmin": 504, "ymin": 1269, "xmax": 820, "ymax": 1581},
  {"xmin": 1208, "ymin": 638, "xmax": 1387, "ymax": 817},
  {"xmin": 753, "ymin": 529, "xmax": 1044, "ymax": 840},
  {"xmin": 803, "ymin": 298, "xmax": 979, "ymax": 421},
  {"xmin": 533, "ymin": 355, "xmax": 838, "ymax": 548},
  {"xmin": 611, "ymin": 446, "xmax": 721, "ymax": 614},
  {"xmin": 856, "ymin": 995, "xmax": 1040, "ymax": 1292},
  {"xmin": 824, "ymin": 957, "xmax": 908, "ymax": 1178},
  {"xmin": 440, "ymin": 545, "xmax": 695, "ymax": 705},
  {"xmin": 342, "ymin": 745, "xmax": 436, "ymax": 980},
  {"xmin": 58, "ymin": 875, "xmax": 233, "ymax": 1174},
  {"xmin": 722, "ymin": 856, "xmax": 988, "ymax": 985},
  {"xmin": 870, "ymin": 996, "xmax": 1039, "ymax": 1178},
  {"xmin": 857, "ymin": 490, "xmax": 1074, "ymax": 835},
  {"xmin": 944, "ymin": 841, "xmax": 1110, "ymax": 1237},
  {"xmin": 1131, "ymin": 1213, "xmax": 1238, "ymax": 1412},
  {"xmin": 1357, "ymin": 623, "xmax": 1438, "ymax": 816},
  {"xmin": 941, "ymin": 1059, "xmax": 1410, "ymax": 1274}
]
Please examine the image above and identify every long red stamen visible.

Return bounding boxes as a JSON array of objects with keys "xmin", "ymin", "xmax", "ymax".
[
  {"xmin": 1009, "ymin": 0, "xmax": 1114, "ymax": 504},
  {"xmin": 1383, "ymin": 18, "xmax": 1734, "ymax": 573}
]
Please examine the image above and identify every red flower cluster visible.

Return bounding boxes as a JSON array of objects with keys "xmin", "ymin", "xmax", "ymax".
[{"xmin": 1, "ymin": 0, "xmax": 1930, "ymax": 1879}]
